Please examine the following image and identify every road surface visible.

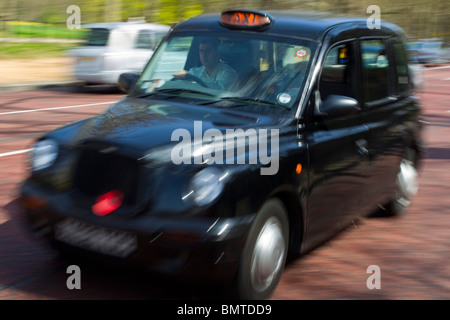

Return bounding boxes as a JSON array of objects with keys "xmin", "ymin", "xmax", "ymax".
[{"xmin": 0, "ymin": 67, "xmax": 449, "ymax": 299}]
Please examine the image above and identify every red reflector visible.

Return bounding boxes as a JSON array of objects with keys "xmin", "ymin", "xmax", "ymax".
[
  {"xmin": 220, "ymin": 10, "xmax": 272, "ymax": 28},
  {"xmin": 92, "ymin": 190, "xmax": 124, "ymax": 216}
]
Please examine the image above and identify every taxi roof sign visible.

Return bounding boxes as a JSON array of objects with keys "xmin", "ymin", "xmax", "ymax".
[{"xmin": 219, "ymin": 10, "xmax": 273, "ymax": 29}]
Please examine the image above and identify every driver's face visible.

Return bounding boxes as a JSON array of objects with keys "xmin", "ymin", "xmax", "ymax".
[{"xmin": 199, "ymin": 43, "xmax": 219, "ymax": 69}]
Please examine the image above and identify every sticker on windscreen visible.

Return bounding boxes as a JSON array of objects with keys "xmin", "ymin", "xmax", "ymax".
[
  {"xmin": 295, "ymin": 48, "xmax": 308, "ymax": 58},
  {"xmin": 277, "ymin": 93, "xmax": 292, "ymax": 105}
]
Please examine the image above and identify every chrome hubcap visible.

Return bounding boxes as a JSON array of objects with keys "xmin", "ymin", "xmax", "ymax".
[
  {"xmin": 397, "ymin": 159, "xmax": 418, "ymax": 205},
  {"xmin": 250, "ymin": 216, "xmax": 285, "ymax": 293}
]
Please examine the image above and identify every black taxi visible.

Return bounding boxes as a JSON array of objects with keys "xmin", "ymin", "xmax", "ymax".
[{"xmin": 20, "ymin": 10, "xmax": 422, "ymax": 299}]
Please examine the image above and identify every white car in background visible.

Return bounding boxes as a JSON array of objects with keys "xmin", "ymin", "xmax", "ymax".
[{"xmin": 69, "ymin": 21, "xmax": 170, "ymax": 85}]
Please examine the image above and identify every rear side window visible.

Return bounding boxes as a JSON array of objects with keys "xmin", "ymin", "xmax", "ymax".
[
  {"xmin": 361, "ymin": 40, "xmax": 390, "ymax": 103},
  {"xmin": 135, "ymin": 30, "xmax": 154, "ymax": 49},
  {"xmin": 86, "ymin": 28, "xmax": 109, "ymax": 46},
  {"xmin": 391, "ymin": 39, "xmax": 411, "ymax": 96},
  {"xmin": 135, "ymin": 30, "xmax": 165, "ymax": 50}
]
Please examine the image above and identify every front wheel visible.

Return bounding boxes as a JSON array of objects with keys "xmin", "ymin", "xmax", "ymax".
[{"xmin": 236, "ymin": 199, "xmax": 289, "ymax": 300}]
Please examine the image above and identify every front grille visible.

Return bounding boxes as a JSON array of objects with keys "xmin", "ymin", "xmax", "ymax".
[{"xmin": 73, "ymin": 148, "xmax": 140, "ymax": 205}]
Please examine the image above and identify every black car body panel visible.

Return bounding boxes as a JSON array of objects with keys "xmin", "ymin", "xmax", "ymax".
[{"xmin": 20, "ymin": 11, "xmax": 422, "ymax": 298}]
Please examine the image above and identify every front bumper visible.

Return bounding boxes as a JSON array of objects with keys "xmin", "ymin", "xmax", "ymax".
[{"xmin": 20, "ymin": 180, "xmax": 254, "ymax": 283}]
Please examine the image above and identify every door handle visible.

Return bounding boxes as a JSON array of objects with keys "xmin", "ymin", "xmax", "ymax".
[{"xmin": 355, "ymin": 139, "xmax": 369, "ymax": 156}]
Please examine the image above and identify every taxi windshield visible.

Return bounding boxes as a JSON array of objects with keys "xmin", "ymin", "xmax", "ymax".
[{"xmin": 132, "ymin": 32, "xmax": 316, "ymax": 110}]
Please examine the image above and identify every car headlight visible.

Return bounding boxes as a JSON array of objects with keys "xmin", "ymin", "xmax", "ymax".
[
  {"xmin": 31, "ymin": 139, "xmax": 59, "ymax": 171},
  {"xmin": 185, "ymin": 167, "xmax": 226, "ymax": 206}
]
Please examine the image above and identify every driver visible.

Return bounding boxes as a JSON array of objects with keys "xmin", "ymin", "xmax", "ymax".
[{"xmin": 173, "ymin": 38, "xmax": 238, "ymax": 90}]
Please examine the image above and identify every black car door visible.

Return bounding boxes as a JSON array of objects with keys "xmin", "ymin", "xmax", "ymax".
[
  {"xmin": 358, "ymin": 38, "xmax": 418, "ymax": 208},
  {"xmin": 304, "ymin": 41, "xmax": 371, "ymax": 247}
]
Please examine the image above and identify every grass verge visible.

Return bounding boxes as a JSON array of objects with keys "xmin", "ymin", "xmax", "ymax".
[
  {"xmin": 0, "ymin": 42, "xmax": 79, "ymax": 59},
  {"xmin": 1, "ymin": 21, "xmax": 87, "ymax": 40}
]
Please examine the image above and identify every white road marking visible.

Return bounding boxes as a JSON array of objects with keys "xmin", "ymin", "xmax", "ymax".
[
  {"xmin": 0, "ymin": 101, "xmax": 116, "ymax": 157},
  {"xmin": 425, "ymin": 65, "xmax": 450, "ymax": 70},
  {"xmin": 0, "ymin": 148, "xmax": 32, "ymax": 158},
  {"xmin": 0, "ymin": 101, "xmax": 115, "ymax": 116}
]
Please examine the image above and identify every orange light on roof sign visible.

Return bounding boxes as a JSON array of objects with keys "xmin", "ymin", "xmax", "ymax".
[{"xmin": 220, "ymin": 10, "xmax": 272, "ymax": 29}]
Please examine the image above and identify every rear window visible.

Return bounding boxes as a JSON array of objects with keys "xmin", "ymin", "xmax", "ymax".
[
  {"xmin": 86, "ymin": 28, "xmax": 110, "ymax": 46},
  {"xmin": 392, "ymin": 40, "xmax": 411, "ymax": 96}
]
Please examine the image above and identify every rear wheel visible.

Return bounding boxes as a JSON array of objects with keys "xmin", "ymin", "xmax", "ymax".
[
  {"xmin": 236, "ymin": 199, "xmax": 289, "ymax": 299},
  {"xmin": 384, "ymin": 148, "xmax": 419, "ymax": 216}
]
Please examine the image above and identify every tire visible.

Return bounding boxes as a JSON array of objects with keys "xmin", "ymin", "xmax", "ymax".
[
  {"xmin": 384, "ymin": 147, "xmax": 419, "ymax": 216},
  {"xmin": 236, "ymin": 198, "xmax": 289, "ymax": 300}
]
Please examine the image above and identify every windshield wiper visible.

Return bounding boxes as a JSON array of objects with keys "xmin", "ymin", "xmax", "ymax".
[
  {"xmin": 220, "ymin": 97, "xmax": 290, "ymax": 109},
  {"xmin": 136, "ymin": 88, "xmax": 217, "ymax": 99},
  {"xmin": 155, "ymin": 88, "xmax": 217, "ymax": 97},
  {"xmin": 136, "ymin": 91, "xmax": 165, "ymax": 99}
]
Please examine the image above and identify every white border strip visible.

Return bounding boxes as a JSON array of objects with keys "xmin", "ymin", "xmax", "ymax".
[{"xmin": 0, "ymin": 101, "xmax": 115, "ymax": 116}]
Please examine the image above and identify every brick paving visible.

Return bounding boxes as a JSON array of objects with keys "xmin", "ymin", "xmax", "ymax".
[
  {"xmin": 0, "ymin": 64, "xmax": 448, "ymax": 300},
  {"xmin": 272, "ymin": 66, "xmax": 450, "ymax": 300}
]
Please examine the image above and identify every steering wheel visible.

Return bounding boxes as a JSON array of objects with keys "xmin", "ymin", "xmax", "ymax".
[{"xmin": 183, "ymin": 73, "xmax": 209, "ymax": 88}]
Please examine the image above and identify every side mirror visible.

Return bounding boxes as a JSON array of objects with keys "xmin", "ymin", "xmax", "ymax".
[
  {"xmin": 118, "ymin": 72, "xmax": 139, "ymax": 93},
  {"xmin": 316, "ymin": 94, "xmax": 361, "ymax": 119}
]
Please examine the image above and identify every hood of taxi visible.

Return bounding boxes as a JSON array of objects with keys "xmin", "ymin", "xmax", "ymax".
[{"xmin": 68, "ymin": 97, "xmax": 280, "ymax": 153}]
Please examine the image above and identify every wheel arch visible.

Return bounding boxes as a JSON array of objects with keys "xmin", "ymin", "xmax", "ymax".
[{"xmin": 271, "ymin": 191, "xmax": 306, "ymax": 259}]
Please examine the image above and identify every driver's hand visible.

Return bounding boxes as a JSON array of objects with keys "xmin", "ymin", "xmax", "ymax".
[{"xmin": 173, "ymin": 70, "xmax": 188, "ymax": 78}]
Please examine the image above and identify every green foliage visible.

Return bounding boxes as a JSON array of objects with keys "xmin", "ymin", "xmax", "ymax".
[
  {"xmin": 156, "ymin": 0, "xmax": 203, "ymax": 25},
  {"xmin": 37, "ymin": 8, "xmax": 66, "ymax": 24},
  {"xmin": 121, "ymin": 0, "xmax": 146, "ymax": 21},
  {"xmin": 6, "ymin": 24, "xmax": 87, "ymax": 39},
  {"xmin": 0, "ymin": 0, "xmax": 448, "ymax": 43},
  {"xmin": 0, "ymin": 42, "xmax": 79, "ymax": 59}
]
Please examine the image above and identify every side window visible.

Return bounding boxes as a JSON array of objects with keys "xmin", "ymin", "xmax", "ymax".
[
  {"xmin": 153, "ymin": 32, "xmax": 165, "ymax": 48},
  {"xmin": 144, "ymin": 36, "xmax": 192, "ymax": 81},
  {"xmin": 391, "ymin": 39, "xmax": 411, "ymax": 96},
  {"xmin": 135, "ymin": 30, "xmax": 154, "ymax": 49},
  {"xmin": 86, "ymin": 28, "xmax": 109, "ymax": 46},
  {"xmin": 360, "ymin": 39, "xmax": 390, "ymax": 103},
  {"xmin": 319, "ymin": 42, "xmax": 356, "ymax": 101}
]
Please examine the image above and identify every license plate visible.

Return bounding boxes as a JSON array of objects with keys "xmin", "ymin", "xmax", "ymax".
[{"xmin": 54, "ymin": 218, "xmax": 137, "ymax": 259}]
